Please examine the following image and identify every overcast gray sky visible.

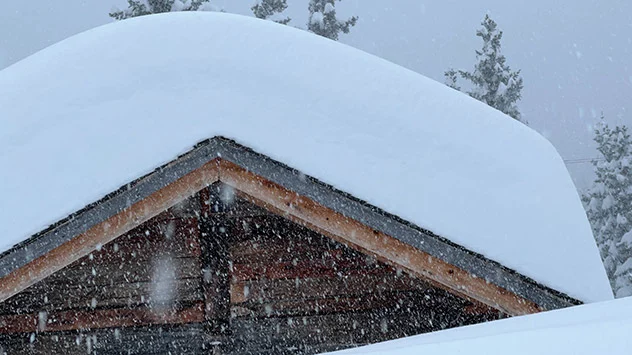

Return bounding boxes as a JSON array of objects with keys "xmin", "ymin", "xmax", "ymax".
[{"xmin": 1, "ymin": 0, "xmax": 631, "ymax": 190}]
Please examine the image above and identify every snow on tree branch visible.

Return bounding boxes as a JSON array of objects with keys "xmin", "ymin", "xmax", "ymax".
[
  {"xmin": 252, "ymin": 0, "xmax": 291, "ymax": 25},
  {"xmin": 307, "ymin": 0, "xmax": 357, "ymax": 41},
  {"xmin": 444, "ymin": 15, "xmax": 524, "ymax": 122},
  {"xmin": 110, "ymin": 0, "xmax": 214, "ymax": 20},
  {"xmin": 582, "ymin": 118, "xmax": 632, "ymax": 297}
]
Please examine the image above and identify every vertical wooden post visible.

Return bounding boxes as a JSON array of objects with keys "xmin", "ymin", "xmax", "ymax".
[{"xmin": 199, "ymin": 184, "xmax": 231, "ymax": 335}]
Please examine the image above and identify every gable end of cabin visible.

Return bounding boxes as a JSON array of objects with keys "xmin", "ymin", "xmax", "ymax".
[{"xmin": 0, "ymin": 137, "xmax": 581, "ymax": 354}]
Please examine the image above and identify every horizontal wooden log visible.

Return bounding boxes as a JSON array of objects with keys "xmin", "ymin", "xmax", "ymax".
[
  {"xmin": 228, "ymin": 310, "xmax": 434, "ymax": 354},
  {"xmin": 230, "ymin": 230, "xmax": 368, "ymax": 265},
  {"xmin": 12, "ymin": 256, "xmax": 201, "ymax": 291},
  {"xmin": 0, "ymin": 323, "xmax": 212, "ymax": 355},
  {"xmin": 218, "ymin": 159, "xmax": 539, "ymax": 316},
  {"xmin": 227, "ymin": 297, "xmax": 499, "ymax": 355},
  {"xmin": 230, "ymin": 272, "xmax": 430, "ymax": 305},
  {"xmin": 0, "ymin": 276, "xmax": 203, "ymax": 316},
  {"xmin": 230, "ymin": 285, "xmax": 491, "ymax": 323},
  {"xmin": 216, "ymin": 214, "xmax": 305, "ymax": 245},
  {"xmin": 87, "ymin": 216, "xmax": 201, "ymax": 263},
  {"xmin": 229, "ymin": 218, "xmax": 396, "ymax": 282},
  {"xmin": 231, "ymin": 257, "xmax": 393, "ymax": 283},
  {"xmin": 232, "ymin": 290, "xmax": 422, "ymax": 318},
  {"xmin": 0, "ymin": 302, "xmax": 205, "ymax": 334},
  {"xmin": 0, "ymin": 159, "xmax": 219, "ymax": 304}
]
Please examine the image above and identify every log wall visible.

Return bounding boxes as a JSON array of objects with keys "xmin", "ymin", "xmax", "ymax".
[
  {"xmin": 0, "ymin": 184, "xmax": 502, "ymax": 354},
  {"xmin": 221, "ymin": 197, "xmax": 500, "ymax": 354}
]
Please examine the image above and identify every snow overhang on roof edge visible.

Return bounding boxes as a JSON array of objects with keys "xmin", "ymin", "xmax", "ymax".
[{"xmin": 0, "ymin": 137, "xmax": 581, "ymax": 311}]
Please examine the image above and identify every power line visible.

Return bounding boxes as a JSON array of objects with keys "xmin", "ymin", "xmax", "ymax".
[{"xmin": 563, "ymin": 157, "xmax": 605, "ymax": 165}]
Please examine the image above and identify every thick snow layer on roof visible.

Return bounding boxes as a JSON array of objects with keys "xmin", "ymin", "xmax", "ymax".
[
  {"xmin": 0, "ymin": 13, "xmax": 611, "ymax": 301},
  {"xmin": 323, "ymin": 297, "xmax": 632, "ymax": 355}
]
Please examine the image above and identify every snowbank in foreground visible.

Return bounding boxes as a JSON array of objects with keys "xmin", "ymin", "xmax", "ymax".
[
  {"xmin": 0, "ymin": 12, "xmax": 611, "ymax": 301},
  {"xmin": 323, "ymin": 297, "xmax": 632, "ymax": 355}
]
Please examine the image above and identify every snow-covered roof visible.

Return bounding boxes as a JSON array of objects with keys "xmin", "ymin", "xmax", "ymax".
[
  {"xmin": 323, "ymin": 297, "xmax": 632, "ymax": 355},
  {"xmin": 0, "ymin": 12, "xmax": 611, "ymax": 302}
]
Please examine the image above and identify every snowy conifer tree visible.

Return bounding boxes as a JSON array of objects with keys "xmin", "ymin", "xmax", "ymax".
[
  {"xmin": 582, "ymin": 119, "xmax": 632, "ymax": 297},
  {"xmin": 307, "ymin": 0, "xmax": 357, "ymax": 41},
  {"xmin": 444, "ymin": 69, "xmax": 460, "ymax": 91},
  {"xmin": 616, "ymin": 229, "xmax": 632, "ymax": 296},
  {"xmin": 110, "ymin": 0, "xmax": 213, "ymax": 20},
  {"xmin": 444, "ymin": 15, "xmax": 524, "ymax": 121},
  {"xmin": 252, "ymin": 0, "xmax": 290, "ymax": 25}
]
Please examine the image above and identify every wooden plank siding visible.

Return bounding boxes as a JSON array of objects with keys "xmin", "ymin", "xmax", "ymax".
[
  {"xmin": 220, "ymin": 193, "xmax": 501, "ymax": 353},
  {"xmin": 0, "ymin": 210, "xmax": 204, "ymax": 318},
  {"xmin": 0, "ymin": 188, "xmax": 501, "ymax": 354},
  {"xmin": 0, "ymin": 303, "xmax": 205, "ymax": 334},
  {"xmin": 0, "ymin": 324, "xmax": 213, "ymax": 355}
]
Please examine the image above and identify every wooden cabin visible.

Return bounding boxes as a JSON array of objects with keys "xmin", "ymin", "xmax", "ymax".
[{"xmin": 0, "ymin": 137, "xmax": 580, "ymax": 354}]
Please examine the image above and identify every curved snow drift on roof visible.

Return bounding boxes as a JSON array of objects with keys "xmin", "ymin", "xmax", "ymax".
[
  {"xmin": 324, "ymin": 297, "xmax": 632, "ymax": 355},
  {"xmin": 0, "ymin": 12, "xmax": 611, "ymax": 302}
]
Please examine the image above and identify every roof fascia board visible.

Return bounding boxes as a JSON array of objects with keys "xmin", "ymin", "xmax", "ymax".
[{"xmin": 0, "ymin": 141, "xmax": 221, "ymax": 279}]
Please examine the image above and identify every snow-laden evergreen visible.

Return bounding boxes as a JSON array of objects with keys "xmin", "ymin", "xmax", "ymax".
[
  {"xmin": 251, "ymin": 0, "xmax": 290, "ymax": 25},
  {"xmin": 307, "ymin": 0, "xmax": 357, "ymax": 41},
  {"xmin": 445, "ymin": 15, "xmax": 524, "ymax": 121},
  {"xmin": 583, "ymin": 120, "xmax": 632, "ymax": 297},
  {"xmin": 110, "ymin": 0, "xmax": 214, "ymax": 20}
]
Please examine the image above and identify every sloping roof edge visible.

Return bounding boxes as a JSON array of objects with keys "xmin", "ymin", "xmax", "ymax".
[{"xmin": 0, "ymin": 137, "xmax": 580, "ymax": 311}]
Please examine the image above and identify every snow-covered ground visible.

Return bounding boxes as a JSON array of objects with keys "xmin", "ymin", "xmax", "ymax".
[
  {"xmin": 323, "ymin": 297, "xmax": 632, "ymax": 355},
  {"xmin": 0, "ymin": 12, "xmax": 611, "ymax": 302}
]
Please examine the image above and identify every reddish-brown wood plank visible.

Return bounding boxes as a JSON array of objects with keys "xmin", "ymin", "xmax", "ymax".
[
  {"xmin": 0, "ymin": 258, "xmax": 204, "ymax": 315},
  {"xmin": 96, "ymin": 216, "xmax": 201, "ymax": 261},
  {"xmin": 230, "ymin": 232, "xmax": 363, "ymax": 264},
  {"xmin": 231, "ymin": 258, "xmax": 394, "ymax": 282},
  {"xmin": 230, "ymin": 272, "xmax": 430, "ymax": 304},
  {"xmin": 0, "ymin": 302, "xmax": 205, "ymax": 334},
  {"xmin": 231, "ymin": 292, "xmax": 415, "ymax": 318}
]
